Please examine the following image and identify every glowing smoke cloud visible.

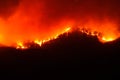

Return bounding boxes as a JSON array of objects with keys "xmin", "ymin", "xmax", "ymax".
[{"xmin": 0, "ymin": 0, "xmax": 120, "ymax": 48}]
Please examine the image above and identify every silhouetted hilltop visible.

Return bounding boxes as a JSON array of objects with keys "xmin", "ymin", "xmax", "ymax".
[{"xmin": 0, "ymin": 30, "xmax": 120, "ymax": 75}]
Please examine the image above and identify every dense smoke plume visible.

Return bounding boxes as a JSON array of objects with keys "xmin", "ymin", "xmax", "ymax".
[{"xmin": 0, "ymin": 0, "xmax": 120, "ymax": 46}]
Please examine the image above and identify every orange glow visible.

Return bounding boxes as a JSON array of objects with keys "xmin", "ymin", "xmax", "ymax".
[
  {"xmin": 79, "ymin": 24, "xmax": 119, "ymax": 43},
  {"xmin": 65, "ymin": 27, "xmax": 71, "ymax": 32},
  {"xmin": 0, "ymin": 1, "xmax": 119, "ymax": 49},
  {"xmin": 16, "ymin": 41, "xmax": 28, "ymax": 49},
  {"xmin": 99, "ymin": 35, "xmax": 117, "ymax": 43},
  {"xmin": 33, "ymin": 27, "xmax": 71, "ymax": 47},
  {"xmin": 16, "ymin": 28, "xmax": 118, "ymax": 49},
  {"xmin": 102, "ymin": 37, "xmax": 115, "ymax": 42},
  {"xmin": 34, "ymin": 40, "xmax": 43, "ymax": 46},
  {"xmin": 15, "ymin": 27, "xmax": 72, "ymax": 49}
]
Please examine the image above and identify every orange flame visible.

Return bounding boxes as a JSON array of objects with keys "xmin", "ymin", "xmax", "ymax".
[
  {"xmin": 16, "ymin": 41, "xmax": 28, "ymax": 49},
  {"xmin": 102, "ymin": 37, "xmax": 115, "ymax": 42},
  {"xmin": 0, "ymin": 0, "xmax": 120, "ymax": 49},
  {"xmin": 15, "ymin": 26, "xmax": 119, "ymax": 49},
  {"xmin": 16, "ymin": 27, "xmax": 71, "ymax": 49}
]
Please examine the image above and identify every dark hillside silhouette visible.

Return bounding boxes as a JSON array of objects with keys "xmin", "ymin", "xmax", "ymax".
[{"xmin": 0, "ymin": 30, "xmax": 120, "ymax": 76}]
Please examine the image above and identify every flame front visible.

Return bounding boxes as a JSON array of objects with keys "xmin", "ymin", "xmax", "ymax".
[
  {"xmin": 16, "ymin": 26, "xmax": 119, "ymax": 49},
  {"xmin": 102, "ymin": 37, "xmax": 115, "ymax": 42},
  {"xmin": 16, "ymin": 41, "xmax": 27, "ymax": 49},
  {"xmin": 16, "ymin": 27, "xmax": 72, "ymax": 49},
  {"xmin": 0, "ymin": 0, "xmax": 120, "ymax": 49}
]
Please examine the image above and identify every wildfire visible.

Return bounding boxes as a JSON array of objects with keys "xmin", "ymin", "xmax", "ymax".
[
  {"xmin": 34, "ymin": 27, "xmax": 71, "ymax": 46},
  {"xmin": 0, "ymin": 0, "xmax": 120, "ymax": 50},
  {"xmin": 16, "ymin": 27, "xmax": 71, "ymax": 49},
  {"xmin": 65, "ymin": 27, "xmax": 71, "ymax": 32},
  {"xmin": 15, "ymin": 26, "xmax": 119, "ymax": 50},
  {"xmin": 16, "ymin": 41, "xmax": 28, "ymax": 49},
  {"xmin": 34, "ymin": 40, "xmax": 43, "ymax": 46},
  {"xmin": 101, "ymin": 36, "xmax": 116, "ymax": 43},
  {"xmin": 79, "ymin": 27, "xmax": 118, "ymax": 43}
]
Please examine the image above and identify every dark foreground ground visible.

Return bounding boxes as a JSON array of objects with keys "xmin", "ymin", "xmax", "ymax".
[{"xmin": 0, "ymin": 31, "xmax": 120, "ymax": 77}]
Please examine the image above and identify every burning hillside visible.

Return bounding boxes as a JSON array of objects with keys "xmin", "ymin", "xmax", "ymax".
[
  {"xmin": 0, "ymin": 0, "xmax": 120, "ymax": 49},
  {"xmin": 14, "ymin": 27, "xmax": 119, "ymax": 50}
]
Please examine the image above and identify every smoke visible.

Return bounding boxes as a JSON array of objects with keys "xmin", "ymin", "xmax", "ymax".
[{"xmin": 0, "ymin": 0, "xmax": 120, "ymax": 46}]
